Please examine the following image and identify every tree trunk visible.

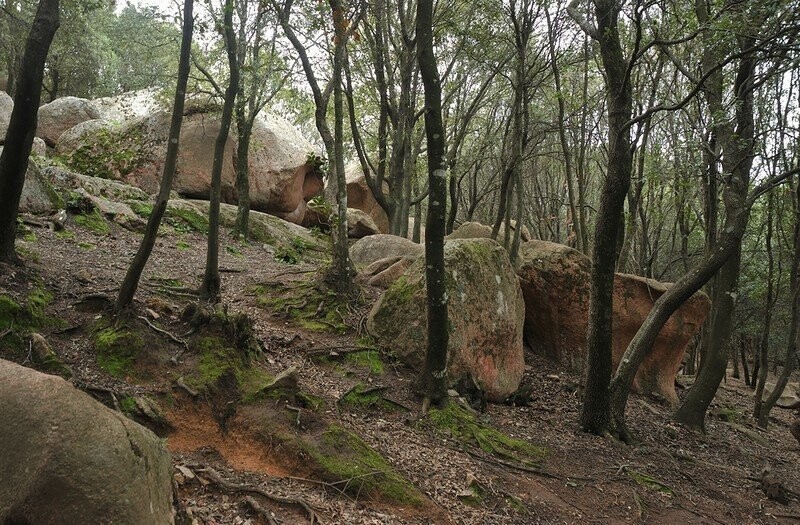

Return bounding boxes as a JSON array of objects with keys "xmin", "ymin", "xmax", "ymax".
[
  {"xmin": 754, "ymin": 171, "xmax": 776, "ymax": 420},
  {"xmin": 415, "ymin": 0, "xmax": 449, "ymax": 406},
  {"xmin": 674, "ymin": 242, "xmax": 743, "ymax": 430},
  {"xmin": 200, "ymin": 0, "xmax": 239, "ymax": 301},
  {"xmin": 327, "ymin": 0, "xmax": 354, "ymax": 294},
  {"xmin": 758, "ymin": 179, "xmax": 800, "ymax": 428},
  {"xmin": 574, "ymin": 0, "xmax": 633, "ymax": 437},
  {"xmin": 116, "ymin": 0, "xmax": 194, "ymax": 311},
  {"xmin": 0, "ymin": 0, "xmax": 59, "ymax": 264},
  {"xmin": 739, "ymin": 338, "xmax": 750, "ymax": 386}
]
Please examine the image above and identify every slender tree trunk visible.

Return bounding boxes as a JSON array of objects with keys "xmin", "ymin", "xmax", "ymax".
[
  {"xmin": 0, "ymin": 0, "xmax": 59, "ymax": 264},
  {"xmin": 758, "ymin": 180, "xmax": 800, "ymax": 428},
  {"xmin": 754, "ymin": 193, "xmax": 775, "ymax": 420},
  {"xmin": 327, "ymin": 0, "xmax": 354, "ymax": 293},
  {"xmin": 416, "ymin": 0, "xmax": 449, "ymax": 406},
  {"xmin": 116, "ymin": 0, "xmax": 194, "ymax": 311},
  {"xmin": 200, "ymin": 0, "xmax": 239, "ymax": 301},
  {"xmin": 739, "ymin": 338, "xmax": 750, "ymax": 386},
  {"xmin": 572, "ymin": 0, "xmax": 633, "ymax": 437}
]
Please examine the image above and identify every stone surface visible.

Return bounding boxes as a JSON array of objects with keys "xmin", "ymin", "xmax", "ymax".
[
  {"xmin": 368, "ymin": 238, "xmax": 525, "ymax": 401},
  {"xmin": 0, "ymin": 90, "xmax": 12, "ymax": 139},
  {"xmin": 347, "ymin": 208, "xmax": 381, "ymax": 238},
  {"xmin": 0, "ymin": 359, "xmax": 174, "ymax": 524},
  {"xmin": 349, "ymin": 234, "xmax": 423, "ymax": 269},
  {"xmin": 37, "ymin": 96, "xmax": 101, "ymax": 147},
  {"xmin": 516, "ymin": 240, "xmax": 710, "ymax": 404},
  {"xmin": 16, "ymin": 158, "xmax": 62, "ymax": 214},
  {"xmin": 355, "ymin": 256, "xmax": 416, "ymax": 289},
  {"xmin": 55, "ymin": 99, "xmax": 322, "ymax": 225},
  {"xmin": 346, "ymin": 162, "xmax": 389, "ymax": 233},
  {"xmin": 447, "ymin": 221, "xmax": 531, "ymax": 247}
]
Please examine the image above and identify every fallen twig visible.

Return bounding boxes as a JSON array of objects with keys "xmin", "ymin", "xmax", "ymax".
[{"xmin": 192, "ymin": 465, "xmax": 320, "ymax": 524}]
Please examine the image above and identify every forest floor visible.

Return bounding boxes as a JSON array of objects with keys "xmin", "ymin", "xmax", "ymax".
[{"xmin": 3, "ymin": 211, "xmax": 800, "ymax": 525}]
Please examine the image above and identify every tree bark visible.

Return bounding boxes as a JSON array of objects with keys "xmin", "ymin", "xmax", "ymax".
[
  {"xmin": 116, "ymin": 0, "xmax": 194, "ymax": 311},
  {"xmin": 0, "ymin": 0, "xmax": 59, "ymax": 264},
  {"xmin": 415, "ymin": 0, "xmax": 449, "ymax": 405},
  {"xmin": 200, "ymin": 0, "xmax": 239, "ymax": 301},
  {"xmin": 571, "ymin": 0, "xmax": 634, "ymax": 437}
]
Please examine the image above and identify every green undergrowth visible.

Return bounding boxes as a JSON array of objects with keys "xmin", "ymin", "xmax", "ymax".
[
  {"xmin": 628, "ymin": 470, "xmax": 674, "ymax": 496},
  {"xmin": 251, "ymin": 276, "xmax": 358, "ymax": 334},
  {"xmin": 298, "ymin": 424, "xmax": 425, "ymax": 506},
  {"xmin": 273, "ymin": 236, "xmax": 316, "ymax": 264},
  {"xmin": 185, "ymin": 335, "xmax": 270, "ymax": 400},
  {"xmin": 0, "ymin": 288, "xmax": 63, "ymax": 354},
  {"xmin": 345, "ymin": 350, "xmax": 384, "ymax": 375},
  {"xmin": 166, "ymin": 207, "xmax": 209, "ymax": 234},
  {"xmin": 91, "ymin": 319, "xmax": 145, "ymax": 377},
  {"xmin": 422, "ymin": 402, "xmax": 546, "ymax": 467},
  {"xmin": 339, "ymin": 384, "xmax": 400, "ymax": 411}
]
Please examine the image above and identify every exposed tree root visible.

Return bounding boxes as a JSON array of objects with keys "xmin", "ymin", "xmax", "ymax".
[{"xmin": 192, "ymin": 464, "xmax": 320, "ymax": 524}]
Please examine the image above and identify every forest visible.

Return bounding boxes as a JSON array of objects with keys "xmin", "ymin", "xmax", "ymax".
[{"xmin": 1, "ymin": 0, "xmax": 800, "ymax": 522}]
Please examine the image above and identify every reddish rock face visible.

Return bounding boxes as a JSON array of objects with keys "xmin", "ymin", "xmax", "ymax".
[
  {"xmin": 517, "ymin": 240, "xmax": 710, "ymax": 404},
  {"xmin": 345, "ymin": 164, "xmax": 390, "ymax": 233},
  {"xmin": 368, "ymin": 238, "xmax": 525, "ymax": 402}
]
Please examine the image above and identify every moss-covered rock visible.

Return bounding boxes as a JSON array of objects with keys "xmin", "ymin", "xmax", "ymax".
[{"xmin": 367, "ymin": 238, "xmax": 525, "ymax": 402}]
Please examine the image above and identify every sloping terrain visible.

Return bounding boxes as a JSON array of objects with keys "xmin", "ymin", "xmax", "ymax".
[{"xmin": 3, "ymin": 201, "xmax": 800, "ymax": 524}]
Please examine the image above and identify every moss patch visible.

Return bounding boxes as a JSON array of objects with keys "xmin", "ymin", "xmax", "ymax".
[
  {"xmin": 92, "ymin": 322, "xmax": 145, "ymax": 377},
  {"xmin": 166, "ymin": 207, "xmax": 209, "ymax": 234},
  {"xmin": 422, "ymin": 403, "xmax": 546, "ymax": 467},
  {"xmin": 301, "ymin": 424, "xmax": 424, "ymax": 505},
  {"xmin": 628, "ymin": 470, "xmax": 674, "ymax": 496},
  {"xmin": 73, "ymin": 209, "xmax": 110, "ymax": 234},
  {"xmin": 251, "ymin": 277, "xmax": 356, "ymax": 334},
  {"xmin": 345, "ymin": 351, "xmax": 384, "ymax": 375},
  {"xmin": 58, "ymin": 124, "xmax": 147, "ymax": 180},
  {"xmin": 0, "ymin": 289, "xmax": 62, "ymax": 356}
]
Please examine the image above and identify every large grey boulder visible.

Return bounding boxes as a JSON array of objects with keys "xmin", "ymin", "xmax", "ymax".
[
  {"xmin": 37, "ymin": 96, "xmax": 101, "ymax": 147},
  {"xmin": 368, "ymin": 238, "xmax": 525, "ymax": 401},
  {"xmin": 349, "ymin": 234, "xmax": 423, "ymax": 268},
  {"xmin": 0, "ymin": 359, "xmax": 174, "ymax": 524},
  {"xmin": 55, "ymin": 99, "xmax": 323, "ymax": 225}
]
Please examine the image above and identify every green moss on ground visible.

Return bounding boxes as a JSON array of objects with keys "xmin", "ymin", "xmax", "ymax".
[
  {"xmin": 186, "ymin": 335, "xmax": 270, "ymax": 401},
  {"xmin": 74, "ymin": 209, "xmax": 110, "ymax": 234},
  {"xmin": 423, "ymin": 403, "xmax": 546, "ymax": 467},
  {"xmin": 166, "ymin": 207, "xmax": 209, "ymax": 234},
  {"xmin": 0, "ymin": 288, "xmax": 63, "ymax": 356},
  {"xmin": 345, "ymin": 351, "xmax": 384, "ymax": 375},
  {"xmin": 628, "ymin": 470, "xmax": 674, "ymax": 496},
  {"xmin": 92, "ymin": 322, "xmax": 145, "ymax": 377},
  {"xmin": 301, "ymin": 424, "xmax": 424, "ymax": 506},
  {"xmin": 251, "ymin": 277, "xmax": 356, "ymax": 334}
]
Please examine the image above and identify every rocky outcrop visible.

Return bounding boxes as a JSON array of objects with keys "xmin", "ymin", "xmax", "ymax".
[
  {"xmin": 349, "ymin": 234, "xmax": 424, "ymax": 268},
  {"xmin": 517, "ymin": 240, "xmax": 710, "ymax": 404},
  {"xmin": 368, "ymin": 238, "xmax": 525, "ymax": 401},
  {"xmin": 347, "ymin": 208, "xmax": 381, "ymax": 238},
  {"xmin": 37, "ymin": 96, "xmax": 101, "ymax": 147},
  {"xmin": 346, "ymin": 162, "xmax": 389, "ymax": 233},
  {"xmin": 355, "ymin": 256, "xmax": 416, "ymax": 289},
  {"xmin": 14, "ymin": 157, "xmax": 62, "ymax": 214},
  {"xmin": 447, "ymin": 221, "xmax": 531, "ymax": 246},
  {"xmin": 55, "ymin": 97, "xmax": 322, "ymax": 224},
  {"xmin": 0, "ymin": 359, "xmax": 174, "ymax": 524},
  {"xmin": 0, "ymin": 90, "xmax": 12, "ymax": 139}
]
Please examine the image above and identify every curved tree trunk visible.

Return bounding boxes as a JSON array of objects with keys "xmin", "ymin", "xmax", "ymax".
[
  {"xmin": 0, "ymin": 0, "xmax": 59, "ymax": 264},
  {"xmin": 116, "ymin": 0, "xmax": 194, "ymax": 311}
]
